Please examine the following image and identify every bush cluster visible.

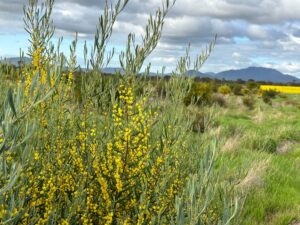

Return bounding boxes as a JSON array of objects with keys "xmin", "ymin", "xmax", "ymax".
[
  {"xmin": 184, "ymin": 82, "xmax": 213, "ymax": 106},
  {"xmin": 262, "ymin": 89, "xmax": 278, "ymax": 104},
  {"xmin": 218, "ymin": 84, "xmax": 231, "ymax": 95},
  {"xmin": 0, "ymin": 0, "xmax": 237, "ymax": 224},
  {"xmin": 242, "ymin": 96, "xmax": 255, "ymax": 110}
]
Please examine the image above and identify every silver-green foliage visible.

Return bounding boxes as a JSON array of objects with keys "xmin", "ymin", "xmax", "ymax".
[{"xmin": 0, "ymin": 0, "xmax": 238, "ymax": 224}]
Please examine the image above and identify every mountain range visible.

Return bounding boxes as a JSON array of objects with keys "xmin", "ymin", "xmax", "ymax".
[
  {"xmin": 0, "ymin": 57, "xmax": 31, "ymax": 66},
  {"xmin": 1, "ymin": 57, "xmax": 299, "ymax": 83},
  {"xmin": 185, "ymin": 67, "xmax": 300, "ymax": 83}
]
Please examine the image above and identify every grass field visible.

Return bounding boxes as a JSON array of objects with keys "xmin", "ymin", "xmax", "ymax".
[{"xmin": 214, "ymin": 95, "xmax": 300, "ymax": 224}]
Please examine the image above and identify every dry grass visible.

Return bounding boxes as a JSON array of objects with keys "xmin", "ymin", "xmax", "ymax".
[
  {"xmin": 237, "ymin": 158, "xmax": 270, "ymax": 190},
  {"xmin": 290, "ymin": 221, "xmax": 300, "ymax": 225},
  {"xmin": 276, "ymin": 140, "xmax": 298, "ymax": 154},
  {"xmin": 221, "ymin": 134, "xmax": 241, "ymax": 153},
  {"xmin": 252, "ymin": 108, "xmax": 266, "ymax": 123}
]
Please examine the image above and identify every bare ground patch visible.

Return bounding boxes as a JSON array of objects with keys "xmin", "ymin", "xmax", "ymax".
[{"xmin": 276, "ymin": 140, "xmax": 299, "ymax": 154}]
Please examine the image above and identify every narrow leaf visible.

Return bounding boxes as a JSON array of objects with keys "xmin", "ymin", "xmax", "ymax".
[{"xmin": 8, "ymin": 88, "xmax": 17, "ymax": 117}]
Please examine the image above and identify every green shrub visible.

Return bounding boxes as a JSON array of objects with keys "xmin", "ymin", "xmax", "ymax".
[
  {"xmin": 245, "ymin": 136, "xmax": 277, "ymax": 154},
  {"xmin": 263, "ymin": 138, "xmax": 277, "ymax": 153},
  {"xmin": 191, "ymin": 111, "xmax": 206, "ymax": 133},
  {"xmin": 212, "ymin": 93, "xmax": 227, "ymax": 107},
  {"xmin": 241, "ymin": 87, "xmax": 250, "ymax": 95},
  {"xmin": 155, "ymin": 80, "xmax": 167, "ymax": 97},
  {"xmin": 278, "ymin": 93, "xmax": 287, "ymax": 98},
  {"xmin": 252, "ymin": 137, "xmax": 277, "ymax": 153},
  {"xmin": 232, "ymin": 84, "xmax": 243, "ymax": 96},
  {"xmin": 262, "ymin": 94, "xmax": 272, "ymax": 104},
  {"xmin": 261, "ymin": 89, "xmax": 278, "ymax": 105},
  {"xmin": 211, "ymin": 81, "xmax": 219, "ymax": 93},
  {"xmin": 262, "ymin": 89, "xmax": 278, "ymax": 99},
  {"xmin": 184, "ymin": 82, "xmax": 213, "ymax": 106},
  {"xmin": 218, "ymin": 84, "xmax": 231, "ymax": 95},
  {"xmin": 246, "ymin": 81, "xmax": 259, "ymax": 90},
  {"xmin": 242, "ymin": 96, "xmax": 255, "ymax": 109}
]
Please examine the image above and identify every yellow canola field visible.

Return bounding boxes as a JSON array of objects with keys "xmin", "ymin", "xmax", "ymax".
[{"xmin": 260, "ymin": 85, "xmax": 300, "ymax": 94}]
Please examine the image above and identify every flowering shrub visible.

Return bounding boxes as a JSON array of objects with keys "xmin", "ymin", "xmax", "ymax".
[
  {"xmin": 218, "ymin": 85, "xmax": 231, "ymax": 95},
  {"xmin": 184, "ymin": 82, "xmax": 213, "ymax": 106},
  {"xmin": 0, "ymin": 0, "xmax": 237, "ymax": 224}
]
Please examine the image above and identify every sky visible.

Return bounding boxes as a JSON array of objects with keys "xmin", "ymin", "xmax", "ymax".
[{"xmin": 1, "ymin": 0, "xmax": 300, "ymax": 78}]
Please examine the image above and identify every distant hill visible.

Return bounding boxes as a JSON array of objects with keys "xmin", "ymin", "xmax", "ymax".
[
  {"xmin": 205, "ymin": 72, "xmax": 216, "ymax": 76},
  {"xmin": 185, "ymin": 70, "xmax": 213, "ymax": 78},
  {"xmin": 1, "ymin": 57, "xmax": 300, "ymax": 83},
  {"xmin": 102, "ymin": 67, "xmax": 300, "ymax": 83},
  {"xmin": 101, "ymin": 67, "xmax": 125, "ymax": 74},
  {"xmin": 215, "ymin": 67, "xmax": 300, "ymax": 83},
  {"xmin": 0, "ymin": 57, "xmax": 31, "ymax": 66}
]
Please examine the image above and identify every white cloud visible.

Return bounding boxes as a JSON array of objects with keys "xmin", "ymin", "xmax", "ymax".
[
  {"xmin": 247, "ymin": 25, "xmax": 268, "ymax": 39},
  {"xmin": 232, "ymin": 52, "xmax": 241, "ymax": 58},
  {"xmin": 263, "ymin": 61, "xmax": 300, "ymax": 75},
  {"xmin": 152, "ymin": 56, "xmax": 177, "ymax": 63},
  {"xmin": 289, "ymin": 34, "xmax": 300, "ymax": 45},
  {"xmin": 114, "ymin": 21, "xmax": 144, "ymax": 35}
]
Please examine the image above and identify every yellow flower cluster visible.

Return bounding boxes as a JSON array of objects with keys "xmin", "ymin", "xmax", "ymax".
[
  {"xmin": 32, "ymin": 47, "xmax": 43, "ymax": 70},
  {"xmin": 32, "ymin": 47, "xmax": 48, "ymax": 84},
  {"xmin": 1, "ymin": 79, "xmax": 189, "ymax": 224},
  {"xmin": 24, "ymin": 71, "xmax": 32, "ymax": 97},
  {"xmin": 24, "ymin": 46, "xmax": 54, "ymax": 98},
  {"xmin": 81, "ymin": 84, "xmax": 158, "ymax": 222},
  {"xmin": 0, "ymin": 205, "xmax": 6, "ymax": 220}
]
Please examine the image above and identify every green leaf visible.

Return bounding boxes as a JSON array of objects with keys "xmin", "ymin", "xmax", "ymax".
[
  {"xmin": 0, "ymin": 163, "xmax": 21, "ymax": 196},
  {"xmin": 46, "ymin": 64, "xmax": 51, "ymax": 85},
  {"xmin": 8, "ymin": 88, "xmax": 17, "ymax": 117},
  {"xmin": 30, "ymin": 71, "xmax": 39, "ymax": 97}
]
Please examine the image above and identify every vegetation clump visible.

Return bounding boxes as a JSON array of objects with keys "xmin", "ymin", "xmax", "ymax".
[
  {"xmin": 0, "ymin": 0, "xmax": 238, "ymax": 224},
  {"xmin": 218, "ymin": 84, "xmax": 231, "ymax": 95},
  {"xmin": 242, "ymin": 95, "xmax": 255, "ymax": 109},
  {"xmin": 232, "ymin": 84, "xmax": 243, "ymax": 96},
  {"xmin": 184, "ymin": 82, "xmax": 213, "ymax": 106},
  {"xmin": 262, "ymin": 89, "xmax": 278, "ymax": 104}
]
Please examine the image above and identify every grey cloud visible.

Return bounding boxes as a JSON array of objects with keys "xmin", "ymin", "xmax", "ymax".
[
  {"xmin": 293, "ymin": 30, "xmax": 300, "ymax": 37},
  {"xmin": 56, "ymin": 0, "xmax": 102, "ymax": 7},
  {"xmin": 0, "ymin": 0, "xmax": 296, "ymax": 43},
  {"xmin": 1, "ymin": 0, "xmax": 300, "ymax": 77},
  {"xmin": 52, "ymin": 2, "xmax": 99, "ymax": 36},
  {"xmin": 226, "ymin": 0, "xmax": 264, "ymax": 6},
  {"xmin": 0, "ymin": 0, "xmax": 22, "ymax": 14}
]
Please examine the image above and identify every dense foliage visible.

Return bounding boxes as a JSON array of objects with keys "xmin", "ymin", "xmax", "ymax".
[{"xmin": 0, "ymin": 0, "xmax": 237, "ymax": 224}]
